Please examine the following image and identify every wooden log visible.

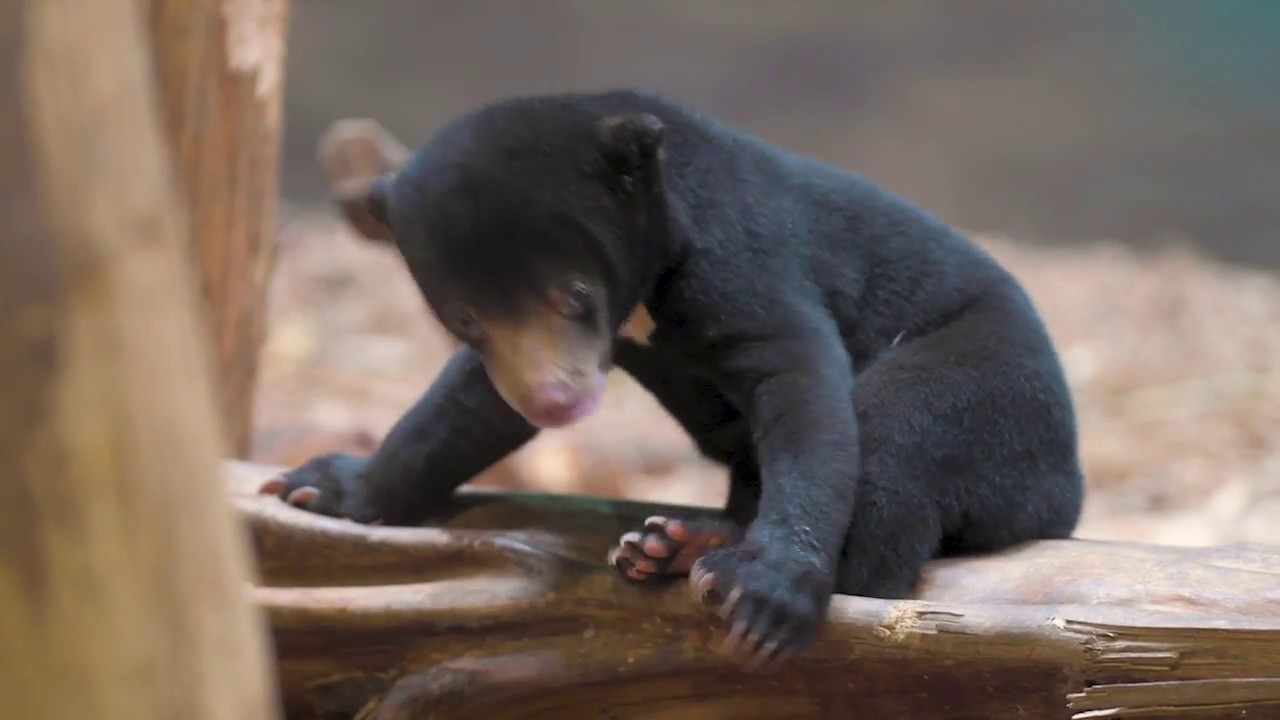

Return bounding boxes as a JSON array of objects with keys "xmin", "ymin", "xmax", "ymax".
[
  {"xmin": 147, "ymin": 0, "xmax": 289, "ymax": 457},
  {"xmin": 227, "ymin": 461, "xmax": 1280, "ymax": 719},
  {"xmin": 0, "ymin": 2, "xmax": 280, "ymax": 717}
]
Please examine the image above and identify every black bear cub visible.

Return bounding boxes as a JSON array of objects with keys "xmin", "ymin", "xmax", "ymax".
[{"xmin": 261, "ymin": 89, "xmax": 1085, "ymax": 669}]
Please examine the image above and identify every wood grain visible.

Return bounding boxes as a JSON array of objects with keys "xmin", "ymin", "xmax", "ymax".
[
  {"xmin": 0, "ymin": 3, "xmax": 279, "ymax": 716},
  {"xmin": 147, "ymin": 0, "xmax": 289, "ymax": 457}
]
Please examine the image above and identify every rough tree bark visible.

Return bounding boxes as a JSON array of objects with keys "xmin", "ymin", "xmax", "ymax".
[
  {"xmin": 147, "ymin": 0, "xmax": 289, "ymax": 457},
  {"xmin": 0, "ymin": 2, "xmax": 280, "ymax": 718},
  {"xmin": 228, "ymin": 461, "xmax": 1280, "ymax": 720}
]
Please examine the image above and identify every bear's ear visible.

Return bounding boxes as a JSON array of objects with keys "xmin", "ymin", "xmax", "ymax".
[
  {"xmin": 597, "ymin": 113, "xmax": 665, "ymax": 194},
  {"xmin": 333, "ymin": 173, "xmax": 396, "ymax": 243}
]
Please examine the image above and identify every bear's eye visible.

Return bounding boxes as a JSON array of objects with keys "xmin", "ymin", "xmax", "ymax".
[{"xmin": 552, "ymin": 280, "xmax": 595, "ymax": 320}]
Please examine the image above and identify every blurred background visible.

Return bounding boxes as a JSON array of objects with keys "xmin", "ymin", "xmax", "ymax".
[{"xmin": 250, "ymin": 1, "xmax": 1279, "ymax": 547}]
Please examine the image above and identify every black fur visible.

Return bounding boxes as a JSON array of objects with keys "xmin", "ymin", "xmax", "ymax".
[{"xmin": 270, "ymin": 90, "xmax": 1084, "ymax": 663}]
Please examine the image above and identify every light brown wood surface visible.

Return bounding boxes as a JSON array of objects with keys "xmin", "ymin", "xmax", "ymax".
[
  {"xmin": 0, "ymin": 2, "xmax": 280, "ymax": 717},
  {"xmin": 229, "ymin": 461, "xmax": 1280, "ymax": 719},
  {"xmin": 147, "ymin": 0, "xmax": 289, "ymax": 457}
]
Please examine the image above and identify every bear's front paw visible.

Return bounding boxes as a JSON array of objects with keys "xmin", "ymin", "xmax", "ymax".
[
  {"xmin": 258, "ymin": 452, "xmax": 380, "ymax": 524},
  {"xmin": 689, "ymin": 539, "xmax": 833, "ymax": 670}
]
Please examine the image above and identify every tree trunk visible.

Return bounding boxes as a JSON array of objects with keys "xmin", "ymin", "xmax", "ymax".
[
  {"xmin": 228, "ymin": 460, "xmax": 1280, "ymax": 720},
  {"xmin": 147, "ymin": 0, "xmax": 289, "ymax": 457},
  {"xmin": 0, "ymin": 2, "xmax": 280, "ymax": 718}
]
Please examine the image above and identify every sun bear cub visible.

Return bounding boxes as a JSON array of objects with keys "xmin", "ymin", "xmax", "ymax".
[{"xmin": 261, "ymin": 90, "xmax": 1085, "ymax": 668}]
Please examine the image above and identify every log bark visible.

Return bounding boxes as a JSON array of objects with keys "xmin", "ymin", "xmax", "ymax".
[
  {"xmin": 147, "ymin": 0, "xmax": 289, "ymax": 457},
  {"xmin": 227, "ymin": 461, "xmax": 1280, "ymax": 720},
  {"xmin": 0, "ymin": 3, "xmax": 280, "ymax": 718}
]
